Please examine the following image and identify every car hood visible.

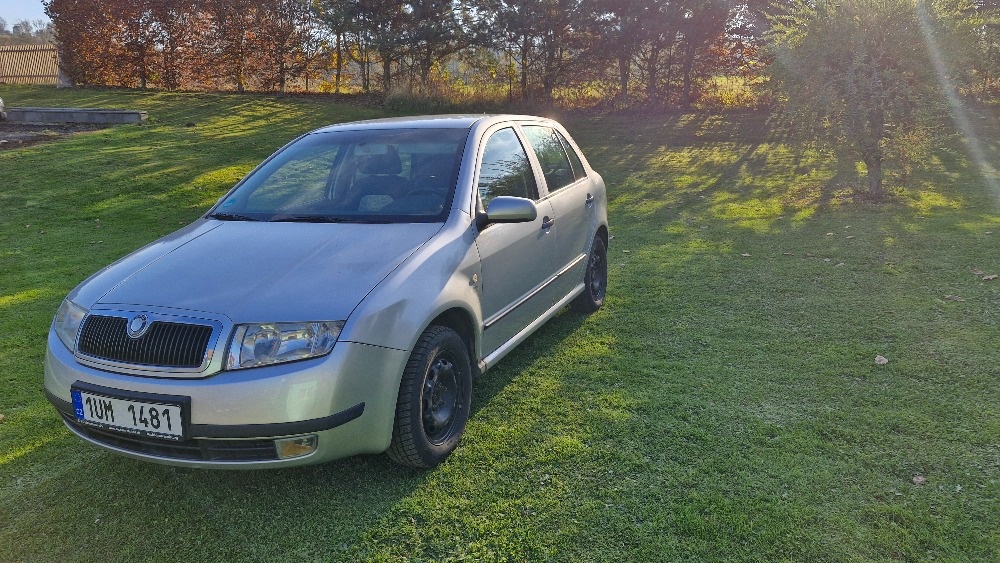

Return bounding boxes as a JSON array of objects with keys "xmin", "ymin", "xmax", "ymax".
[{"xmin": 78, "ymin": 220, "xmax": 442, "ymax": 323}]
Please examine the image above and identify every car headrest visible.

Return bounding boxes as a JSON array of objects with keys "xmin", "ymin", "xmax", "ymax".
[{"xmin": 358, "ymin": 145, "xmax": 403, "ymax": 175}]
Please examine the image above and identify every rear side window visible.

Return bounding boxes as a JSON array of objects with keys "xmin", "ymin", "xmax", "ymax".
[
  {"xmin": 522, "ymin": 125, "xmax": 580, "ymax": 193},
  {"xmin": 478, "ymin": 127, "xmax": 539, "ymax": 207},
  {"xmin": 559, "ymin": 132, "xmax": 587, "ymax": 181}
]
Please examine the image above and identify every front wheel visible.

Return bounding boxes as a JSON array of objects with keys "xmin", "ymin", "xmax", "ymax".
[
  {"xmin": 571, "ymin": 235, "xmax": 608, "ymax": 313},
  {"xmin": 387, "ymin": 325, "xmax": 472, "ymax": 468}
]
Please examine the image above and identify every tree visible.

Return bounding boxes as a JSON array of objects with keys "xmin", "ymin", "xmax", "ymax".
[
  {"xmin": 112, "ymin": 0, "xmax": 160, "ymax": 88},
  {"xmin": 355, "ymin": 0, "xmax": 410, "ymax": 92},
  {"xmin": 45, "ymin": 0, "xmax": 117, "ymax": 84},
  {"xmin": 314, "ymin": 0, "xmax": 357, "ymax": 93},
  {"xmin": 407, "ymin": 0, "xmax": 467, "ymax": 88},
  {"xmin": 583, "ymin": 0, "xmax": 649, "ymax": 104},
  {"xmin": 767, "ymin": 0, "xmax": 966, "ymax": 198},
  {"xmin": 677, "ymin": 0, "xmax": 731, "ymax": 109},
  {"xmin": 257, "ymin": 0, "xmax": 319, "ymax": 92}
]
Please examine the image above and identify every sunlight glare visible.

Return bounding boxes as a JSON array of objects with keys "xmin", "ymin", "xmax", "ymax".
[{"xmin": 917, "ymin": 1, "xmax": 1000, "ymax": 208}]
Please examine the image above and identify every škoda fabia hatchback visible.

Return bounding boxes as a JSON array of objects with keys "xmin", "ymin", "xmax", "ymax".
[{"xmin": 44, "ymin": 115, "xmax": 608, "ymax": 468}]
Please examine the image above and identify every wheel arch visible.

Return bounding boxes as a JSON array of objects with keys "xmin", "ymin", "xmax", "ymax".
[
  {"xmin": 595, "ymin": 224, "xmax": 609, "ymax": 248},
  {"xmin": 428, "ymin": 307, "xmax": 481, "ymax": 378}
]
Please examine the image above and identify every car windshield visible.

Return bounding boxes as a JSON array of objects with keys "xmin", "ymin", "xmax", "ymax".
[{"xmin": 209, "ymin": 127, "xmax": 470, "ymax": 223}]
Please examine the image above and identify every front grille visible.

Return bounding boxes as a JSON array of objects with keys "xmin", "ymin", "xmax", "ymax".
[
  {"xmin": 78, "ymin": 315, "xmax": 213, "ymax": 368},
  {"xmin": 63, "ymin": 413, "xmax": 279, "ymax": 462}
]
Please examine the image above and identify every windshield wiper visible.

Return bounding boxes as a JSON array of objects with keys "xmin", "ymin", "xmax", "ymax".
[
  {"xmin": 208, "ymin": 212, "xmax": 259, "ymax": 222},
  {"xmin": 272, "ymin": 215, "xmax": 392, "ymax": 224}
]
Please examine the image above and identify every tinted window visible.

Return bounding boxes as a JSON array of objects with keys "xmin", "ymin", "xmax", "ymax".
[
  {"xmin": 478, "ymin": 128, "xmax": 539, "ymax": 207},
  {"xmin": 522, "ymin": 125, "xmax": 576, "ymax": 193}
]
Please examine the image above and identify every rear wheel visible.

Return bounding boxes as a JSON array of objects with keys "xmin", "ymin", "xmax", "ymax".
[
  {"xmin": 571, "ymin": 235, "xmax": 608, "ymax": 313},
  {"xmin": 387, "ymin": 325, "xmax": 472, "ymax": 468}
]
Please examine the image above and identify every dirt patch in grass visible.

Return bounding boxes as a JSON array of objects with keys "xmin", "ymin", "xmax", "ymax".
[{"xmin": 0, "ymin": 122, "xmax": 109, "ymax": 150}]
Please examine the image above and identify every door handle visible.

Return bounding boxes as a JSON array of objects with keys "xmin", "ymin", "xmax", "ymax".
[
  {"xmin": 541, "ymin": 216, "xmax": 555, "ymax": 229},
  {"xmin": 585, "ymin": 193, "xmax": 595, "ymax": 207}
]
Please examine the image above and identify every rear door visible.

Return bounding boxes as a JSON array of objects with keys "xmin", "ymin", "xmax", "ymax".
[{"xmin": 520, "ymin": 124, "xmax": 596, "ymax": 299}]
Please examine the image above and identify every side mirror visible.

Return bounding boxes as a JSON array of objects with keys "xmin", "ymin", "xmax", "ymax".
[{"xmin": 481, "ymin": 196, "xmax": 537, "ymax": 225}]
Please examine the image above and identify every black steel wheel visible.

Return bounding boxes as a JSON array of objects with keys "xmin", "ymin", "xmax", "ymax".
[
  {"xmin": 387, "ymin": 325, "xmax": 472, "ymax": 468},
  {"xmin": 571, "ymin": 235, "xmax": 608, "ymax": 313}
]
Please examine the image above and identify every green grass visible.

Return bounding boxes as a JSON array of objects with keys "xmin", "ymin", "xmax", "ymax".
[{"xmin": 1, "ymin": 85, "xmax": 998, "ymax": 561}]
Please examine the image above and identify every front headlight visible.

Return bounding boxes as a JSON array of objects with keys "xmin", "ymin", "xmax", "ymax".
[
  {"xmin": 226, "ymin": 321, "xmax": 344, "ymax": 370},
  {"xmin": 53, "ymin": 299, "xmax": 89, "ymax": 352}
]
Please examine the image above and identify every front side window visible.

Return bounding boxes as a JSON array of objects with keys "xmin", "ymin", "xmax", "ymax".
[
  {"xmin": 477, "ymin": 128, "xmax": 539, "ymax": 208},
  {"xmin": 211, "ymin": 128, "xmax": 469, "ymax": 223}
]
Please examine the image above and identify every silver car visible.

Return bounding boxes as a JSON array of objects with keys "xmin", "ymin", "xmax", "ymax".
[{"xmin": 44, "ymin": 115, "xmax": 609, "ymax": 468}]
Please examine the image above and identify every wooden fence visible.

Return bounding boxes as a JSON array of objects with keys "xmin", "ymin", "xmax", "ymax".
[{"xmin": 0, "ymin": 44, "xmax": 59, "ymax": 85}]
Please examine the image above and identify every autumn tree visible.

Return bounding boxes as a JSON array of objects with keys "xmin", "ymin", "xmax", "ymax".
[
  {"xmin": 768, "ymin": 0, "xmax": 970, "ymax": 197},
  {"xmin": 109, "ymin": 0, "xmax": 160, "ymax": 88},
  {"xmin": 151, "ymin": 0, "xmax": 203, "ymax": 90},
  {"xmin": 45, "ymin": 0, "xmax": 119, "ymax": 84},
  {"xmin": 256, "ymin": 0, "xmax": 319, "ymax": 92}
]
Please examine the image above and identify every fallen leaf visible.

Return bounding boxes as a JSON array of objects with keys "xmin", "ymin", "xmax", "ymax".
[
  {"xmin": 782, "ymin": 252, "xmax": 794, "ymax": 256},
  {"xmin": 826, "ymin": 232, "xmax": 834, "ymax": 236},
  {"xmin": 875, "ymin": 355, "xmax": 889, "ymax": 365},
  {"xmin": 944, "ymin": 295, "xmax": 966, "ymax": 302},
  {"xmin": 741, "ymin": 253, "xmax": 752, "ymax": 257},
  {"xmin": 846, "ymin": 235, "xmax": 856, "ymax": 240},
  {"xmin": 984, "ymin": 274, "xmax": 998, "ymax": 281},
  {"xmin": 823, "ymin": 258, "xmax": 832, "ymax": 263},
  {"xmin": 912, "ymin": 474, "xmax": 926, "ymax": 486},
  {"xmin": 835, "ymin": 262, "xmax": 845, "ymax": 267},
  {"xmin": 622, "ymin": 250, "xmax": 631, "ymax": 254},
  {"xmin": 971, "ymin": 268, "xmax": 985, "ymax": 276},
  {"xmin": 0, "ymin": 414, "xmax": 5, "ymax": 423}
]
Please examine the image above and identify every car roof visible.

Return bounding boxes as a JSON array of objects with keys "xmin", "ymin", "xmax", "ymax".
[{"xmin": 309, "ymin": 114, "xmax": 555, "ymax": 134}]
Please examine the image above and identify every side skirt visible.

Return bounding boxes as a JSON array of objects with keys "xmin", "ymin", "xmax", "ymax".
[{"xmin": 478, "ymin": 281, "xmax": 584, "ymax": 373}]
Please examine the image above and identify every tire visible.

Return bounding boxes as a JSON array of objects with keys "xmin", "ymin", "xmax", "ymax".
[
  {"xmin": 571, "ymin": 235, "xmax": 608, "ymax": 313},
  {"xmin": 387, "ymin": 325, "xmax": 472, "ymax": 468}
]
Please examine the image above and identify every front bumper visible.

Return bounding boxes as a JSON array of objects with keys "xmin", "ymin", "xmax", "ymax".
[{"xmin": 44, "ymin": 330, "xmax": 409, "ymax": 468}]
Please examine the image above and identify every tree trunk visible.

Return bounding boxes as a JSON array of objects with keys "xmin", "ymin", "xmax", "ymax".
[
  {"xmin": 646, "ymin": 46, "xmax": 660, "ymax": 102},
  {"xmin": 618, "ymin": 52, "xmax": 629, "ymax": 104},
  {"xmin": 520, "ymin": 35, "xmax": 529, "ymax": 101},
  {"xmin": 681, "ymin": 42, "xmax": 695, "ymax": 110},
  {"xmin": 382, "ymin": 56, "xmax": 391, "ymax": 92},
  {"xmin": 335, "ymin": 32, "xmax": 343, "ymax": 93},
  {"xmin": 863, "ymin": 154, "xmax": 885, "ymax": 198}
]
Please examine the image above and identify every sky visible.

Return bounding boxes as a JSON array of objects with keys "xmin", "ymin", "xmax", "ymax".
[{"xmin": 0, "ymin": 0, "xmax": 49, "ymax": 28}]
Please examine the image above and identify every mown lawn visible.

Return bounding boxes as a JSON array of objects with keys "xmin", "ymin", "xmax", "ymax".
[{"xmin": 0, "ymin": 85, "xmax": 997, "ymax": 561}]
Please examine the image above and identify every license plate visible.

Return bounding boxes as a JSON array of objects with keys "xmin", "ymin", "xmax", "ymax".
[{"xmin": 71, "ymin": 387, "xmax": 185, "ymax": 441}]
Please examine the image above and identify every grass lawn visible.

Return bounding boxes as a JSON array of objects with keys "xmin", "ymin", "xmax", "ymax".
[{"xmin": 0, "ymin": 85, "xmax": 997, "ymax": 561}]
